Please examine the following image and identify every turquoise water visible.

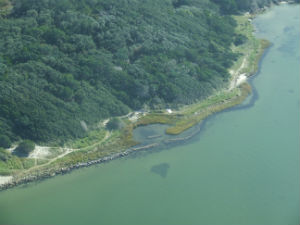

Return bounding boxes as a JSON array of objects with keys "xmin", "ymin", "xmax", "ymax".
[{"xmin": 0, "ymin": 4, "xmax": 299, "ymax": 225}]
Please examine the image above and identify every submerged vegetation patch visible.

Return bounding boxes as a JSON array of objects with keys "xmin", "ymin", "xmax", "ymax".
[{"xmin": 150, "ymin": 163, "xmax": 170, "ymax": 178}]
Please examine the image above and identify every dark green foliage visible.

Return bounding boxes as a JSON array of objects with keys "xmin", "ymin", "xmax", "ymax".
[
  {"xmin": 234, "ymin": 34, "xmax": 248, "ymax": 46},
  {"xmin": 211, "ymin": 0, "xmax": 238, "ymax": 14},
  {"xmin": 0, "ymin": 135, "xmax": 11, "ymax": 148},
  {"xmin": 15, "ymin": 140, "xmax": 35, "ymax": 156},
  {"xmin": 0, "ymin": 0, "xmax": 258, "ymax": 143},
  {"xmin": 106, "ymin": 118, "xmax": 121, "ymax": 131},
  {"xmin": 0, "ymin": 148, "xmax": 10, "ymax": 161},
  {"xmin": 0, "ymin": 0, "xmax": 9, "ymax": 8},
  {"xmin": 212, "ymin": 0, "xmax": 282, "ymax": 14}
]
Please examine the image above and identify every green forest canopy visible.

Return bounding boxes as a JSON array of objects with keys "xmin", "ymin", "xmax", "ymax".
[{"xmin": 0, "ymin": 0, "xmax": 285, "ymax": 145}]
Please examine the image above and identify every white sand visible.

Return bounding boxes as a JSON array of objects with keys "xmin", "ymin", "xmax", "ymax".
[
  {"xmin": 7, "ymin": 145, "xmax": 17, "ymax": 153},
  {"xmin": 28, "ymin": 146, "xmax": 50, "ymax": 159},
  {"xmin": 129, "ymin": 112, "xmax": 142, "ymax": 122},
  {"xmin": 0, "ymin": 176, "xmax": 12, "ymax": 186},
  {"xmin": 166, "ymin": 109, "xmax": 173, "ymax": 114},
  {"xmin": 102, "ymin": 119, "xmax": 109, "ymax": 126},
  {"xmin": 228, "ymin": 57, "xmax": 248, "ymax": 91},
  {"xmin": 236, "ymin": 73, "xmax": 247, "ymax": 86}
]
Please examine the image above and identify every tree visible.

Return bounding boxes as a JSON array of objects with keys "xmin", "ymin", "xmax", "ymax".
[
  {"xmin": 106, "ymin": 118, "xmax": 121, "ymax": 130},
  {"xmin": 0, "ymin": 148, "xmax": 10, "ymax": 161},
  {"xmin": 211, "ymin": 0, "xmax": 238, "ymax": 14},
  {"xmin": 234, "ymin": 34, "xmax": 247, "ymax": 46},
  {"xmin": 15, "ymin": 140, "xmax": 35, "ymax": 156},
  {"xmin": 0, "ymin": 135, "xmax": 11, "ymax": 148},
  {"xmin": 0, "ymin": 0, "xmax": 9, "ymax": 8}
]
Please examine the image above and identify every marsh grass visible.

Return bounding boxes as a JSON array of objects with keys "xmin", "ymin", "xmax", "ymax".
[{"xmin": 66, "ymin": 129, "xmax": 106, "ymax": 149}]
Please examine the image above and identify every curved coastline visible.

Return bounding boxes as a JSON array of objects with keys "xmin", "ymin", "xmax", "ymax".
[
  {"xmin": 0, "ymin": 18, "xmax": 272, "ymax": 192},
  {"xmin": 131, "ymin": 42, "xmax": 273, "ymax": 156},
  {"xmin": 231, "ymin": 43, "xmax": 273, "ymax": 111},
  {"xmin": 0, "ymin": 52, "xmax": 269, "ymax": 192}
]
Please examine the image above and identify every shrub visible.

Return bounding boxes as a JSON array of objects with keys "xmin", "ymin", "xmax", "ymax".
[
  {"xmin": 0, "ymin": 0, "xmax": 9, "ymax": 8},
  {"xmin": 0, "ymin": 135, "xmax": 11, "ymax": 148},
  {"xmin": 0, "ymin": 148, "xmax": 10, "ymax": 161},
  {"xmin": 234, "ymin": 34, "xmax": 247, "ymax": 46},
  {"xmin": 15, "ymin": 140, "xmax": 35, "ymax": 157},
  {"xmin": 106, "ymin": 118, "xmax": 120, "ymax": 130}
]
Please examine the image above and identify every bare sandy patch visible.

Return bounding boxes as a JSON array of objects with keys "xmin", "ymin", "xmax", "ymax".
[
  {"xmin": 228, "ymin": 57, "xmax": 248, "ymax": 91},
  {"xmin": 28, "ymin": 146, "xmax": 51, "ymax": 159},
  {"xmin": 236, "ymin": 73, "xmax": 247, "ymax": 86},
  {"xmin": 0, "ymin": 176, "xmax": 12, "ymax": 186}
]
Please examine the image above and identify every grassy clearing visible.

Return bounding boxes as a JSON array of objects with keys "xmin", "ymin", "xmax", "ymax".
[
  {"xmin": 0, "ymin": 155, "xmax": 36, "ymax": 175},
  {"xmin": 45, "ymin": 147, "xmax": 64, "ymax": 159},
  {"xmin": 46, "ymin": 126, "xmax": 134, "ymax": 168},
  {"xmin": 67, "ymin": 129, "xmax": 107, "ymax": 149},
  {"xmin": 49, "ymin": 131, "xmax": 132, "ymax": 168},
  {"xmin": 21, "ymin": 158, "xmax": 35, "ymax": 169},
  {"xmin": 36, "ymin": 159, "xmax": 49, "ymax": 166}
]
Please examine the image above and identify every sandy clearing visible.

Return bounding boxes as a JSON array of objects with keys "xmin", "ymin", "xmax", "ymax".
[
  {"xmin": 7, "ymin": 145, "xmax": 17, "ymax": 153},
  {"xmin": 236, "ymin": 73, "xmax": 247, "ymax": 86},
  {"xmin": 28, "ymin": 146, "xmax": 51, "ymax": 159},
  {"xmin": 102, "ymin": 119, "xmax": 109, "ymax": 126},
  {"xmin": 228, "ymin": 57, "xmax": 248, "ymax": 91},
  {"xmin": 0, "ymin": 176, "xmax": 13, "ymax": 186}
]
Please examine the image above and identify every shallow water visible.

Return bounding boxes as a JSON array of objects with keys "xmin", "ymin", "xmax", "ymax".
[{"xmin": 0, "ymin": 4, "xmax": 299, "ymax": 225}]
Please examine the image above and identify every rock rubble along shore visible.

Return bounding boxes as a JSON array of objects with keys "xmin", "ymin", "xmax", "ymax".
[{"xmin": 0, "ymin": 144, "xmax": 163, "ymax": 191}]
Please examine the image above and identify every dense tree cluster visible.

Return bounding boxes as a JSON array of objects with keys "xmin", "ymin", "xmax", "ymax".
[
  {"xmin": 0, "ymin": 0, "xmax": 285, "ymax": 144},
  {"xmin": 0, "ymin": 148, "xmax": 10, "ymax": 161},
  {"xmin": 212, "ymin": 0, "xmax": 284, "ymax": 14},
  {"xmin": 0, "ymin": 135, "xmax": 11, "ymax": 148},
  {"xmin": 14, "ymin": 140, "xmax": 35, "ymax": 156},
  {"xmin": 106, "ymin": 118, "xmax": 121, "ymax": 131}
]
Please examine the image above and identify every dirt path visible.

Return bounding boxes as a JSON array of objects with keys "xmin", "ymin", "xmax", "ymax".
[{"xmin": 27, "ymin": 131, "xmax": 111, "ymax": 172}]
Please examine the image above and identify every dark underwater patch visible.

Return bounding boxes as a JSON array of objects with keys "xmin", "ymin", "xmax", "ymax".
[{"xmin": 150, "ymin": 163, "xmax": 170, "ymax": 178}]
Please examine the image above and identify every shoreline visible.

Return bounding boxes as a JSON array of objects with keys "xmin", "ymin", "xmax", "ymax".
[
  {"xmin": 0, "ymin": 13, "xmax": 271, "ymax": 191},
  {"xmin": 0, "ymin": 69, "xmax": 267, "ymax": 191}
]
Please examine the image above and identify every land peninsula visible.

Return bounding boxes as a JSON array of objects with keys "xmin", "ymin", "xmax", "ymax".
[{"xmin": 0, "ymin": 0, "xmax": 295, "ymax": 189}]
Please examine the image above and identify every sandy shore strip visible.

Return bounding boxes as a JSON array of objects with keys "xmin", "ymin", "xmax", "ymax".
[
  {"xmin": 236, "ymin": 73, "xmax": 247, "ymax": 86},
  {"xmin": 228, "ymin": 57, "xmax": 248, "ymax": 91},
  {"xmin": 0, "ymin": 176, "xmax": 13, "ymax": 186}
]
